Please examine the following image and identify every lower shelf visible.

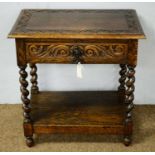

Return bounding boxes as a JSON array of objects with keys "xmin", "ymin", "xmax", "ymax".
[{"xmin": 30, "ymin": 91, "xmax": 126, "ymax": 134}]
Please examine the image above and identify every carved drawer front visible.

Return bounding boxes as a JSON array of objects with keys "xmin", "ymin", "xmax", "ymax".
[{"xmin": 26, "ymin": 43, "xmax": 128, "ymax": 64}]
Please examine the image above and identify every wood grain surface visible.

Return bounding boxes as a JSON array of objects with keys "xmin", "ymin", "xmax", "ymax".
[
  {"xmin": 8, "ymin": 9, "xmax": 145, "ymax": 39},
  {"xmin": 30, "ymin": 91, "xmax": 126, "ymax": 134}
]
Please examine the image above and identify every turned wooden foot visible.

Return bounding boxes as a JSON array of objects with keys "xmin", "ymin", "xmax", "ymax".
[
  {"xmin": 26, "ymin": 136, "xmax": 34, "ymax": 147},
  {"xmin": 24, "ymin": 122, "xmax": 34, "ymax": 147},
  {"xmin": 124, "ymin": 135, "xmax": 131, "ymax": 146}
]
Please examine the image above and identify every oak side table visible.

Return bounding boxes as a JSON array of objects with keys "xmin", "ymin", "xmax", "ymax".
[{"xmin": 8, "ymin": 9, "xmax": 145, "ymax": 147}]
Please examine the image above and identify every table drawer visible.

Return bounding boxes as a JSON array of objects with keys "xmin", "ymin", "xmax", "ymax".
[{"xmin": 26, "ymin": 42, "xmax": 128, "ymax": 64}]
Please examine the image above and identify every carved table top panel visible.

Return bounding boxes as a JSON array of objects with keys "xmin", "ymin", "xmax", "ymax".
[{"xmin": 8, "ymin": 9, "xmax": 145, "ymax": 39}]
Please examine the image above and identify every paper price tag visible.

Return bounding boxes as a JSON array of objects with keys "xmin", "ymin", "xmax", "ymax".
[{"xmin": 76, "ymin": 62, "xmax": 83, "ymax": 79}]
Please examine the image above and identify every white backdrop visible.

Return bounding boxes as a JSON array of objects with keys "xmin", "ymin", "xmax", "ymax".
[{"xmin": 0, "ymin": 2, "xmax": 154, "ymax": 104}]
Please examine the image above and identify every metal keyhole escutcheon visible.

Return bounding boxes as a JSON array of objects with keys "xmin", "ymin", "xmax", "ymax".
[{"xmin": 71, "ymin": 46, "xmax": 83, "ymax": 64}]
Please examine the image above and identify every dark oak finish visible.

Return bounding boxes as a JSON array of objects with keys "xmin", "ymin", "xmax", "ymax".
[
  {"xmin": 8, "ymin": 9, "xmax": 145, "ymax": 147},
  {"xmin": 25, "ymin": 40, "xmax": 128, "ymax": 64},
  {"xmin": 31, "ymin": 91, "xmax": 125, "ymax": 133},
  {"xmin": 8, "ymin": 9, "xmax": 145, "ymax": 39},
  {"xmin": 19, "ymin": 65, "xmax": 31, "ymax": 123},
  {"xmin": 31, "ymin": 91, "xmax": 125, "ymax": 134},
  {"xmin": 19, "ymin": 65, "xmax": 34, "ymax": 147},
  {"xmin": 29, "ymin": 63, "xmax": 39, "ymax": 94},
  {"xmin": 118, "ymin": 64, "xmax": 127, "ymax": 91},
  {"xmin": 124, "ymin": 65, "xmax": 136, "ymax": 146}
]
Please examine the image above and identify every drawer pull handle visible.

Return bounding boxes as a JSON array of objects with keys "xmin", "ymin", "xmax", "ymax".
[{"xmin": 71, "ymin": 46, "xmax": 83, "ymax": 64}]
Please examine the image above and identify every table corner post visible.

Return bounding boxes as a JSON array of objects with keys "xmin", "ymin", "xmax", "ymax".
[
  {"xmin": 124, "ymin": 64, "xmax": 136, "ymax": 146},
  {"xmin": 19, "ymin": 64, "xmax": 34, "ymax": 147},
  {"xmin": 16, "ymin": 39, "xmax": 34, "ymax": 147}
]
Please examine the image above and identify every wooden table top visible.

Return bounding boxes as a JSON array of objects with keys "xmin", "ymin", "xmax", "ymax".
[{"xmin": 8, "ymin": 9, "xmax": 145, "ymax": 39}]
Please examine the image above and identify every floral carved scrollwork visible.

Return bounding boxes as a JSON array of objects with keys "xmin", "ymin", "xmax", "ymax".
[
  {"xmin": 83, "ymin": 45, "xmax": 125, "ymax": 57},
  {"xmin": 28, "ymin": 44, "xmax": 70, "ymax": 57},
  {"xmin": 26, "ymin": 43, "xmax": 127, "ymax": 63}
]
